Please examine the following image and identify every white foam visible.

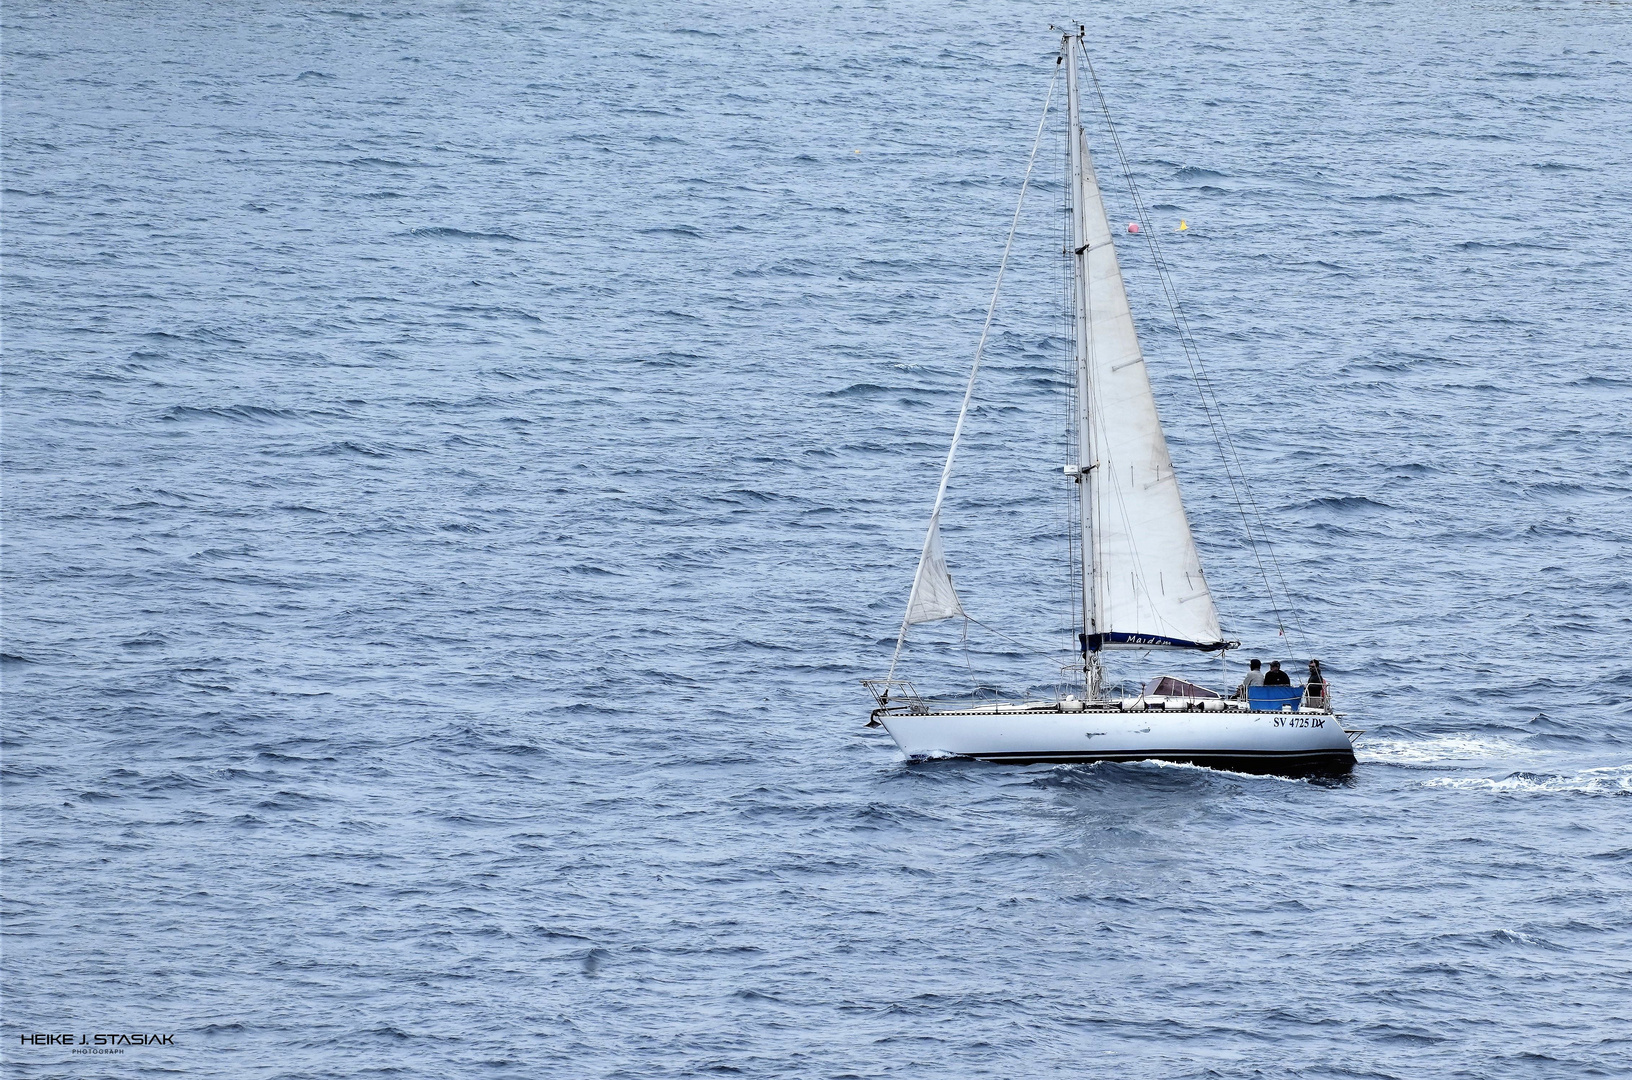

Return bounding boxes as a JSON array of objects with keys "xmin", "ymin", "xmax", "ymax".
[
  {"xmin": 1423, "ymin": 764, "xmax": 1632, "ymax": 797},
  {"xmin": 1361, "ymin": 734, "xmax": 1527, "ymax": 765},
  {"xmin": 1141, "ymin": 757, "xmax": 1307, "ymax": 783}
]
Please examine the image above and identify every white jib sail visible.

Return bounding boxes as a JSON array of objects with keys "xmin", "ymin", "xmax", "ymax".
[
  {"xmin": 905, "ymin": 513, "xmax": 965, "ymax": 625},
  {"xmin": 1073, "ymin": 99, "xmax": 1223, "ymax": 648}
]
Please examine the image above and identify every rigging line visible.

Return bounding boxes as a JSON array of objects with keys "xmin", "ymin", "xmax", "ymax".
[
  {"xmin": 1079, "ymin": 50, "xmax": 1308, "ymax": 651},
  {"xmin": 886, "ymin": 63, "xmax": 1061, "ymax": 682},
  {"xmin": 961, "ymin": 614, "xmax": 978, "ymax": 690},
  {"xmin": 963, "ymin": 614, "xmax": 1070, "ymax": 662}
]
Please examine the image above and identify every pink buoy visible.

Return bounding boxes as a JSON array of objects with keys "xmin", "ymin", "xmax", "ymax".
[{"xmin": 1127, "ymin": 222, "xmax": 1141, "ymax": 234}]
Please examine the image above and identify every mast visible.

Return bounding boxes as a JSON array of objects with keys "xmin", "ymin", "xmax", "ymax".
[{"xmin": 1064, "ymin": 31, "xmax": 1101, "ymax": 699}]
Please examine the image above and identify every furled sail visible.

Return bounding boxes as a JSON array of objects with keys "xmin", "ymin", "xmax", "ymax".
[
  {"xmin": 904, "ymin": 514, "xmax": 965, "ymax": 624},
  {"xmin": 1068, "ymin": 56, "xmax": 1225, "ymax": 651}
]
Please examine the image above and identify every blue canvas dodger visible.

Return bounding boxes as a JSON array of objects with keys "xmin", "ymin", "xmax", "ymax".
[{"xmin": 1248, "ymin": 685, "xmax": 1306, "ymax": 711}]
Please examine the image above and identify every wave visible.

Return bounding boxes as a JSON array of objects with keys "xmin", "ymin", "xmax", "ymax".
[
  {"xmin": 823, "ymin": 382, "xmax": 950, "ymax": 399},
  {"xmin": 350, "ymin": 156, "xmax": 421, "ymax": 168},
  {"xmin": 278, "ymin": 439, "xmax": 419, "ymax": 458},
  {"xmin": 1520, "ymin": 710, "xmax": 1603, "ymax": 747},
  {"xmin": 637, "ymin": 225, "xmax": 703, "ymax": 239},
  {"xmin": 1299, "ymin": 495, "xmax": 1393, "ymax": 514},
  {"xmin": 160, "ymin": 404, "xmax": 305, "ymax": 425},
  {"xmin": 406, "ymin": 226, "xmax": 525, "ymax": 242},
  {"xmin": 445, "ymin": 304, "xmax": 543, "ymax": 322}
]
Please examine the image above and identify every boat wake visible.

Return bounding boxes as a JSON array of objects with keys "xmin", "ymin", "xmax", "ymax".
[
  {"xmin": 1360, "ymin": 733, "xmax": 1531, "ymax": 766},
  {"xmin": 1422, "ymin": 765, "xmax": 1632, "ymax": 797}
]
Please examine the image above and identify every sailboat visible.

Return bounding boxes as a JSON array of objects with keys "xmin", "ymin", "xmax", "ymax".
[{"xmin": 864, "ymin": 30, "xmax": 1357, "ymax": 777}]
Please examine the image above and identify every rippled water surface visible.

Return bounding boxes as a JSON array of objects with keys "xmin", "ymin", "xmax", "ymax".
[{"xmin": 4, "ymin": 1, "xmax": 1631, "ymax": 1076}]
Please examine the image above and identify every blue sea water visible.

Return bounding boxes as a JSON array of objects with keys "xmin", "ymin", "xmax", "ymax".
[{"xmin": 4, "ymin": 1, "xmax": 1631, "ymax": 1076}]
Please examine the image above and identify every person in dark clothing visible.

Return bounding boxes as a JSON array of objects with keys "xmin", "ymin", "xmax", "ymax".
[
  {"xmin": 1262, "ymin": 660, "xmax": 1292, "ymax": 687},
  {"xmin": 1305, "ymin": 660, "xmax": 1327, "ymax": 705}
]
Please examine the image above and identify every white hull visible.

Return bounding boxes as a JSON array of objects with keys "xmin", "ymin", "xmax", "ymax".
[{"xmin": 876, "ymin": 701, "xmax": 1355, "ymax": 776}]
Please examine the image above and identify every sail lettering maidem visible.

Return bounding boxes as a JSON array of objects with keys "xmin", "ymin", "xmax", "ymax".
[
  {"xmin": 905, "ymin": 514, "xmax": 965, "ymax": 624},
  {"xmin": 1075, "ymin": 128, "xmax": 1224, "ymax": 650}
]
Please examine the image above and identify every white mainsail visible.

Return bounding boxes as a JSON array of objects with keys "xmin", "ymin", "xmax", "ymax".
[{"xmin": 1067, "ymin": 37, "xmax": 1224, "ymax": 651}]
